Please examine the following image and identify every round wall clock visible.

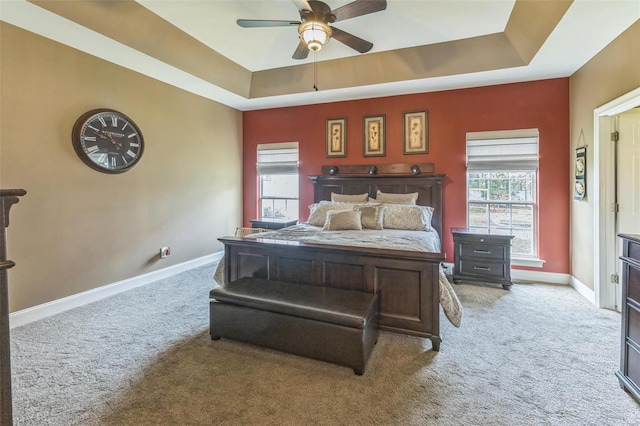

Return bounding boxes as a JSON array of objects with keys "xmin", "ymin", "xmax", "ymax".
[{"xmin": 72, "ymin": 109, "xmax": 144, "ymax": 174}]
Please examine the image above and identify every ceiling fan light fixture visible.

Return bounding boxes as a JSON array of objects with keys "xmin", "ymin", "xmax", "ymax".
[{"xmin": 299, "ymin": 21, "xmax": 332, "ymax": 51}]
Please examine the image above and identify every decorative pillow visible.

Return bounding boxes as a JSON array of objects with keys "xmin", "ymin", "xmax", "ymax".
[
  {"xmin": 331, "ymin": 192, "xmax": 369, "ymax": 203},
  {"xmin": 383, "ymin": 205, "xmax": 434, "ymax": 231},
  {"xmin": 307, "ymin": 203, "xmax": 354, "ymax": 226},
  {"xmin": 375, "ymin": 190, "xmax": 419, "ymax": 205},
  {"xmin": 354, "ymin": 204, "xmax": 384, "ymax": 230},
  {"xmin": 323, "ymin": 210, "xmax": 363, "ymax": 231}
]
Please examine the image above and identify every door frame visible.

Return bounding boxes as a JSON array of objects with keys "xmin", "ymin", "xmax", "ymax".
[{"xmin": 594, "ymin": 87, "xmax": 640, "ymax": 309}]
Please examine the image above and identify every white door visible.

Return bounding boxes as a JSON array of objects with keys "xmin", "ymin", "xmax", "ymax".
[{"xmin": 616, "ymin": 108, "xmax": 640, "ymax": 310}]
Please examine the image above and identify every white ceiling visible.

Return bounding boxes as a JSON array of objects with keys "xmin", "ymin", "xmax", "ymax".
[{"xmin": 1, "ymin": 0, "xmax": 639, "ymax": 111}]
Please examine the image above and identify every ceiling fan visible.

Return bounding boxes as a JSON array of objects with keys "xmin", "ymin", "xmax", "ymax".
[{"xmin": 237, "ymin": 0, "xmax": 387, "ymax": 60}]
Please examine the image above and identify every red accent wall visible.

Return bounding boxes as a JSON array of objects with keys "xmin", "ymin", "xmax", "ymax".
[{"xmin": 243, "ymin": 78, "xmax": 570, "ymax": 273}]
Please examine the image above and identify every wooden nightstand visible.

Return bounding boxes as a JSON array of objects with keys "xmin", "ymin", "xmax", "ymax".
[
  {"xmin": 451, "ymin": 228, "xmax": 514, "ymax": 290},
  {"xmin": 249, "ymin": 218, "xmax": 297, "ymax": 230}
]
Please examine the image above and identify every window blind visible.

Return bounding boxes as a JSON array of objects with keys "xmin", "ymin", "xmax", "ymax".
[
  {"xmin": 466, "ymin": 129, "xmax": 539, "ymax": 171},
  {"xmin": 256, "ymin": 142, "xmax": 299, "ymax": 175}
]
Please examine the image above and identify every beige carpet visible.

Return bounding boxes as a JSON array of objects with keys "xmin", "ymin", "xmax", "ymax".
[{"xmin": 10, "ymin": 262, "xmax": 640, "ymax": 425}]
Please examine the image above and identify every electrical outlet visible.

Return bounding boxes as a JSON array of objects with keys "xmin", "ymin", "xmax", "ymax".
[{"xmin": 160, "ymin": 247, "xmax": 171, "ymax": 258}]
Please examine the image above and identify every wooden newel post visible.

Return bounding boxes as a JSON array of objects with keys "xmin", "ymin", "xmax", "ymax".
[{"xmin": 0, "ymin": 189, "xmax": 26, "ymax": 426}]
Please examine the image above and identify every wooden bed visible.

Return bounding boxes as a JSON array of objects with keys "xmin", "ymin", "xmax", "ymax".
[{"xmin": 219, "ymin": 173, "xmax": 446, "ymax": 350}]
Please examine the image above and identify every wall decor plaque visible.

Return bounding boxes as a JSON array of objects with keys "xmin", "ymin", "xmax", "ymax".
[{"xmin": 574, "ymin": 146, "xmax": 586, "ymax": 201}]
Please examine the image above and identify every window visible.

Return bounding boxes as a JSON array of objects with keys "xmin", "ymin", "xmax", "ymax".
[
  {"xmin": 466, "ymin": 129, "xmax": 539, "ymax": 258},
  {"xmin": 256, "ymin": 143, "xmax": 299, "ymax": 220}
]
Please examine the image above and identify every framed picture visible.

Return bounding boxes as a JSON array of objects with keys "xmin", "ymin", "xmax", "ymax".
[
  {"xmin": 326, "ymin": 118, "xmax": 346, "ymax": 157},
  {"xmin": 363, "ymin": 115, "xmax": 385, "ymax": 157},
  {"xmin": 403, "ymin": 110, "xmax": 428, "ymax": 154}
]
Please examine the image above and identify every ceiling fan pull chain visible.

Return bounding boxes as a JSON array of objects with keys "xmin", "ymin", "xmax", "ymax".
[{"xmin": 313, "ymin": 50, "xmax": 318, "ymax": 91}]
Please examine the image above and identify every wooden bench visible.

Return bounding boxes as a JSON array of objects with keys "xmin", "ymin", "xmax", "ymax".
[{"xmin": 209, "ymin": 277, "xmax": 379, "ymax": 375}]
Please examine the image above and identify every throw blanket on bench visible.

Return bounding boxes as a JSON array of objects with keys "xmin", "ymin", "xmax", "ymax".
[{"xmin": 215, "ymin": 224, "xmax": 462, "ymax": 328}]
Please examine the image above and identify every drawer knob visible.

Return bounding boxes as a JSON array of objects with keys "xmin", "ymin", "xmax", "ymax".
[
  {"xmin": 480, "ymin": 238, "xmax": 484, "ymax": 242},
  {"xmin": 474, "ymin": 249, "xmax": 490, "ymax": 254},
  {"xmin": 474, "ymin": 266, "xmax": 491, "ymax": 271}
]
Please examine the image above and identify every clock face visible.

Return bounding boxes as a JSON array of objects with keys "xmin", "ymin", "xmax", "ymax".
[{"xmin": 72, "ymin": 109, "xmax": 144, "ymax": 174}]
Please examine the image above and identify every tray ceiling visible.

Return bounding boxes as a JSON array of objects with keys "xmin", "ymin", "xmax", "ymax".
[{"xmin": 1, "ymin": 0, "xmax": 639, "ymax": 110}]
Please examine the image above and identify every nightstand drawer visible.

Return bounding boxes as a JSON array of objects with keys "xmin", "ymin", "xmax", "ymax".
[
  {"xmin": 629, "ymin": 304, "xmax": 640, "ymax": 346},
  {"xmin": 459, "ymin": 243, "xmax": 506, "ymax": 261},
  {"xmin": 627, "ymin": 343, "xmax": 640, "ymax": 391},
  {"xmin": 628, "ymin": 263, "xmax": 640, "ymax": 304},
  {"xmin": 460, "ymin": 260, "xmax": 507, "ymax": 279},
  {"xmin": 628, "ymin": 240, "xmax": 640, "ymax": 262}
]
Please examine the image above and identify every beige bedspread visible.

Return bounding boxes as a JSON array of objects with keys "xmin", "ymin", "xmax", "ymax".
[{"xmin": 215, "ymin": 224, "xmax": 462, "ymax": 327}]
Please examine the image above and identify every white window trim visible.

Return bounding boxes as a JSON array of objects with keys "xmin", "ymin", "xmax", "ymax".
[
  {"xmin": 512, "ymin": 257, "xmax": 545, "ymax": 268},
  {"xmin": 466, "ymin": 128, "xmax": 539, "ymax": 140},
  {"xmin": 257, "ymin": 142, "xmax": 300, "ymax": 221},
  {"xmin": 466, "ymin": 129, "xmax": 544, "ymax": 263}
]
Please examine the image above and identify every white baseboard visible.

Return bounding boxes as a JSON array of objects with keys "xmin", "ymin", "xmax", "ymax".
[
  {"xmin": 9, "ymin": 255, "xmax": 592, "ymax": 328},
  {"xmin": 511, "ymin": 269, "xmax": 571, "ymax": 285},
  {"xmin": 10, "ymin": 251, "xmax": 224, "ymax": 329},
  {"xmin": 569, "ymin": 275, "xmax": 595, "ymax": 305},
  {"xmin": 442, "ymin": 262, "xmax": 571, "ymax": 285}
]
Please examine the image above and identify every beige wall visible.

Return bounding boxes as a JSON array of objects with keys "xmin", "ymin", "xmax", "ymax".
[
  {"xmin": 0, "ymin": 23, "xmax": 243, "ymax": 312},
  {"xmin": 569, "ymin": 20, "xmax": 640, "ymax": 290}
]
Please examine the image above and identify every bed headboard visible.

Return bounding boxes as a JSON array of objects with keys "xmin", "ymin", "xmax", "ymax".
[{"xmin": 308, "ymin": 174, "xmax": 445, "ymax": 238}]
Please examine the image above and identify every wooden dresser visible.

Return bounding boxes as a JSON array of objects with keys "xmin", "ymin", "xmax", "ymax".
[
  {"xmin": 1, "ymin": 189, "xmax": 26, "ymax": 426},
  {"xmin": 451, "ymin": 228, "xmax": 514, "ymax": 290},
  {"xmin": 617, "ymin": 233, "xmax": 640, "ymax": 403}
]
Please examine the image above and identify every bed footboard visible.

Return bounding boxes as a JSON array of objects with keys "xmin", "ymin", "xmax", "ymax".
[{"xmin": 220, "ymin": 237, "xmax": 444, "ymax": 348}]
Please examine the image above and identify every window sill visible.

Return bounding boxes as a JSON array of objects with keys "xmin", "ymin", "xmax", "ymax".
[{"xmin": 512, "ymin": 257, "xmax": 545, "ymax": 268}]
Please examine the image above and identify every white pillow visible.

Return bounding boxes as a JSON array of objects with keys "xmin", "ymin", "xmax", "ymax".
[
  {"xmin": 331, "ymin": 192, "xmax": 369, "ymax": 203},
  {"xmin": 307, "ymin": 203, "xmax": 354, "ymax": 227},
  {"xmin": 383, "ymin": 205, "xmax": 434, "ymax": 231},
  {"xmin": 375, "ymin": 190, "xmax": 418, "ymax": 205}
]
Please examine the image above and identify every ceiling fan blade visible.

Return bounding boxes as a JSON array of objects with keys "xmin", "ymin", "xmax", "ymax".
[
  {"xmin": 330, "ymin": 26, "xmax": 373, "ymax": 54},
  {"xmin": 291, "ymin": 0, "xmax": 312, "ymax": 12},
  {"xmin": 237, "ymin": 19, "xmax": 300, "ymax": 28},
  {"xmin": 292, "ymin": 40, "xmax": 310, "ymax": 60},
  {"xmin": 332, "ymin": 0, "xmax": 387, "ymax": 22}
]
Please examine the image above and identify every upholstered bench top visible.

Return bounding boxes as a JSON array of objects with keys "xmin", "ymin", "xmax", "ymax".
[{"xmin": 209, "ymin": 277, "xmax": 377, "ymax": 329}]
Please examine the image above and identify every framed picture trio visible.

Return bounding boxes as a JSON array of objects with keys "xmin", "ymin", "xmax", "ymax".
[{"xmin": 325, "ymin": 110, "xmax": 429, "ymax": 158}]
